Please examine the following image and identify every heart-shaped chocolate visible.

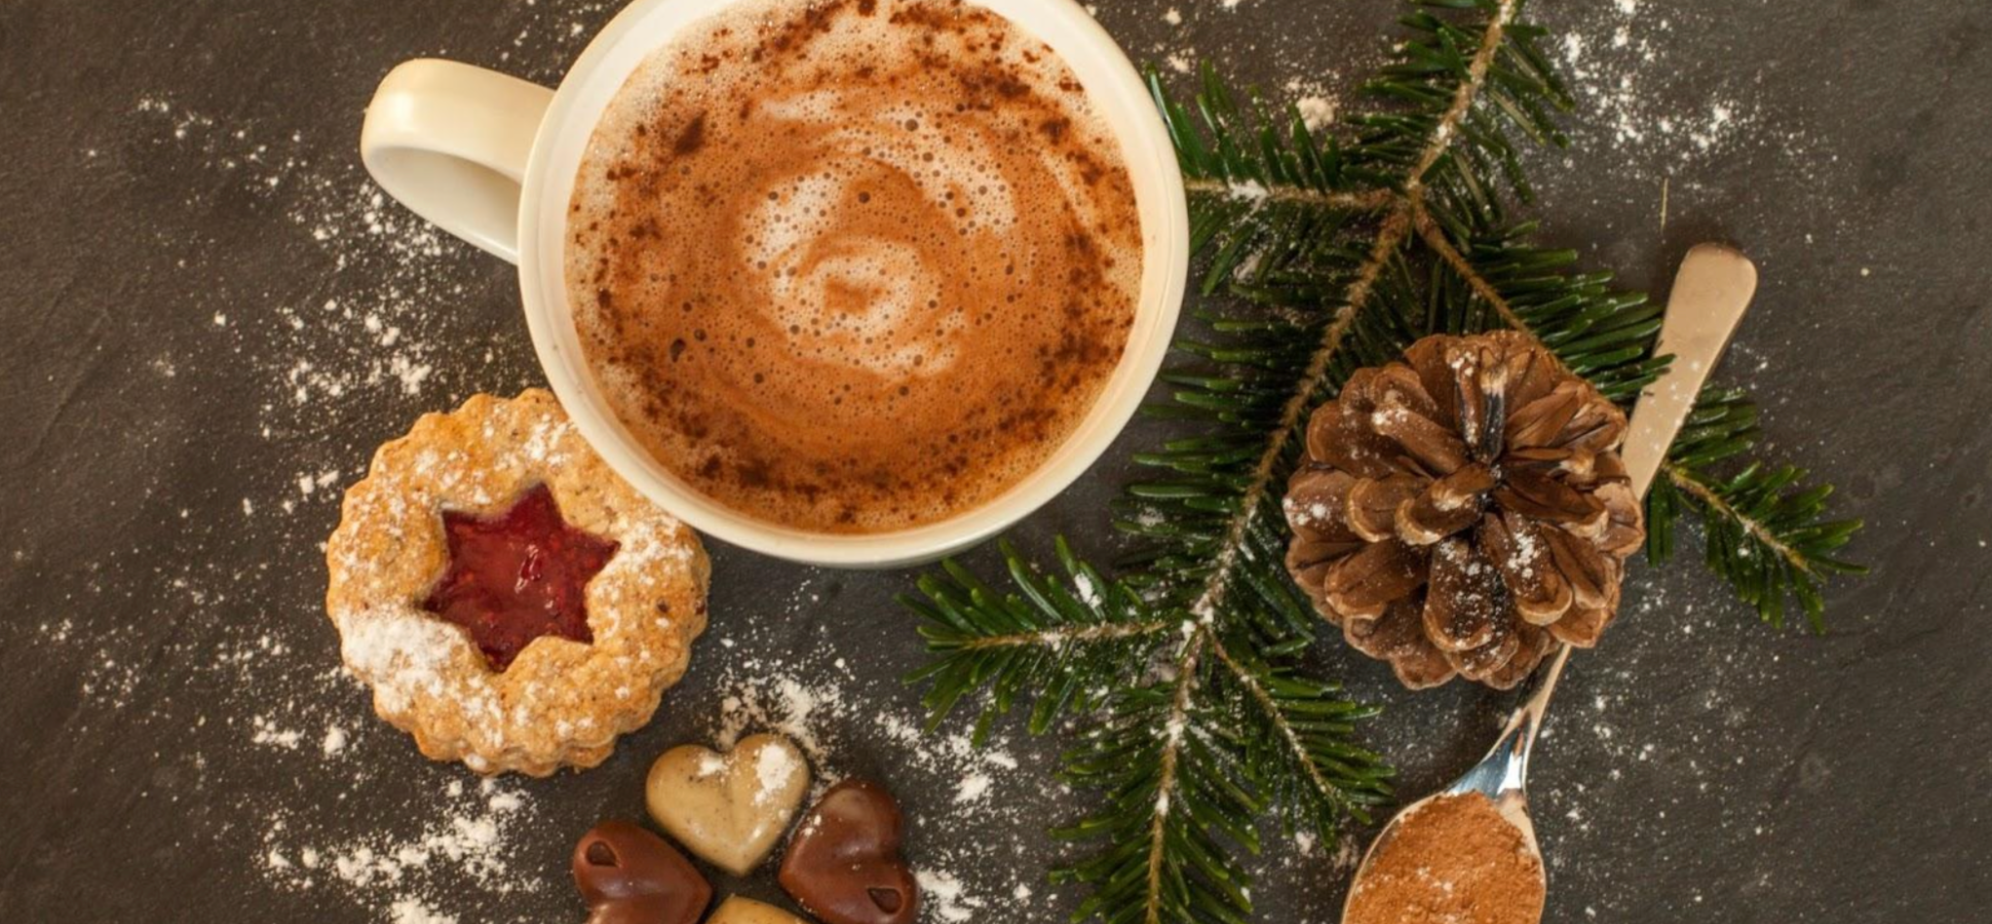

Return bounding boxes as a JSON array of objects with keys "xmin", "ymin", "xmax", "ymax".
[
  {"xmin": 778, "ymin": 779, "xmax": 919, "ymax": 924},
  {"xmin": 572, "ymin": 821, "xmax": 712, "ymax": 924},
  {"xmin": 646, "ymin": 734, "xmax": 811, "ymax": 876}
]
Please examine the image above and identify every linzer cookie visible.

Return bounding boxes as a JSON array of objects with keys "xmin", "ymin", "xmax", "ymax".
[{"xmin": 326, "ymin": 389, "xmax": 710, "ymax": 776}]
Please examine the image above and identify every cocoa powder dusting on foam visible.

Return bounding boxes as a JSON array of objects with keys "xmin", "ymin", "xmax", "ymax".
[{"xmin": 568, "ymin": 0, "xmax": 1142, "ymax": 533}]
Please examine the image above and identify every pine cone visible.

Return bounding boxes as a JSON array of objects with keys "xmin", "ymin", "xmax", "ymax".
[{"xmin": 1283, "ymin": 331, "xmax": 1644, "ymax": 690}]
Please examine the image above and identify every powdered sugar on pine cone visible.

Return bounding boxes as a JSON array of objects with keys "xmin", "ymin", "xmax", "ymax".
[{"xmin": 1283, "ymin": 331, "xmax": 1644, "ymax": 690}]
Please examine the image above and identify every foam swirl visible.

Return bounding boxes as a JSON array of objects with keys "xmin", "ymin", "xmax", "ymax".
[{"xmin": 569, "ymin": 0, "xmax": 1143, "ymax": 533}]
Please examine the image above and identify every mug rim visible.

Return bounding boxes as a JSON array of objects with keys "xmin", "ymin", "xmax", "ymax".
[{"xmin": 515, "ymin": 0, "xmax": 1189, "ymax": 567}]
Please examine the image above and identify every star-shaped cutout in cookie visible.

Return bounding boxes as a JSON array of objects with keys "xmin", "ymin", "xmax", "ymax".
[{"xmin": 421, "ymin": 483, "xmax": 620, "ymax": 672}]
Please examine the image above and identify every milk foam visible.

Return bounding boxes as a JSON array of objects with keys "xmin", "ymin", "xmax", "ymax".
[{"xmin": 567, "ymin": 0, "xmax": 1143, "ymax": 533}]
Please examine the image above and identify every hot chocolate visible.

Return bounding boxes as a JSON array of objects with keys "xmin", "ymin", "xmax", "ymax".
[{"xmin": 566, "ymin": 0, "xmax": 1143, "ymax": 533}]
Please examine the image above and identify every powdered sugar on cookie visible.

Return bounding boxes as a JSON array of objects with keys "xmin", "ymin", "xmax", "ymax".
[{"xmin": 326, "ymin": 390, "xmax": 711, "ymax": 776}]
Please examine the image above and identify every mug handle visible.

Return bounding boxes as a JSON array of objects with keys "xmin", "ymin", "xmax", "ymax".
[{"xmin": 360, "ymin": 60, "xmax": 555, "ymax": 264}]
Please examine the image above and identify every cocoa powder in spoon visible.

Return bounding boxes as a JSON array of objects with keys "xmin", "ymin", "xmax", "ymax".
[{"xmin": 1343, "ymin": 792, "xmax": 1546, "ymax": 924}]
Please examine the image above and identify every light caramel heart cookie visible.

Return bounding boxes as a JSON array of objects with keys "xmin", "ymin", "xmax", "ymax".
[
  {"xmin": 709, "ymin": 896, "xmax": 811, "ymax": 924},
  {"xmin": 646, "ymin": 733, "xmax": 810, "ymax": 876}
]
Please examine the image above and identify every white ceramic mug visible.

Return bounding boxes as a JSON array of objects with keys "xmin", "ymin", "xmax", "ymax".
[{"xmin": 360, "ymin": 0, "xmax": 1188, "ymax": 567}]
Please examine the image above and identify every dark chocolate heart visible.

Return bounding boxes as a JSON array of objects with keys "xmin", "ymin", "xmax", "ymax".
[
  {"xmin": 573, "ymin": 820, "xmax": 712, "ymax": 924},
  {"xmin": 778, "ymin": 779, "xmax": 919, "ymax": 924}
]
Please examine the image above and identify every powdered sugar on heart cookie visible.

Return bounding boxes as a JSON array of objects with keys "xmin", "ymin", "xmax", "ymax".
[{"xmin": 646, "ymin": 734, "xmax": 810, "ymax": 875}]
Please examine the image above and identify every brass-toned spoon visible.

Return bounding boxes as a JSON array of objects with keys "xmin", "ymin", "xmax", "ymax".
[{"xmin": 1343, "ymin": 243, "xmax": 1760, "ymax": 917}]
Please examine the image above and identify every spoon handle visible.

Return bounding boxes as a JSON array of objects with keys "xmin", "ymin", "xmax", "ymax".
[
  {"xmin": 1623, "ymin": 244, "xmax": 1760, "ymax": 496},
  {"xmin": 1504, "ymin": 243, "xmax": 1759, "ymax": 781},
  {"xmin": 1481, "ymin": 638, "xmax": 1572, "ymax": 795}
]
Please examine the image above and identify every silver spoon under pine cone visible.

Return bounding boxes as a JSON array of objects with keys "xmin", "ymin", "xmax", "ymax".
[{"xmin": 1342, "ymin": 244, "xmax": 1760, "ymax": 923}]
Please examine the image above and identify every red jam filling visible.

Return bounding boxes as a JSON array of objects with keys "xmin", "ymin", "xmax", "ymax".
[{"xmin": 420, "ymin": 483, "xmax": 619, "ymax": 672}]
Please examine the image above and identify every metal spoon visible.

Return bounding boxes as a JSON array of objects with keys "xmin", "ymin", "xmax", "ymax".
[{"xmin": 1343, "ymin": 243, "xmax": 1760, "ymax": 915}]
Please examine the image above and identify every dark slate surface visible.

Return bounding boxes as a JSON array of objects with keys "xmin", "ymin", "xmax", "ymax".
[{"xmin": 2, "ymin": 1, "xmax": 1988, "ymax": 921}]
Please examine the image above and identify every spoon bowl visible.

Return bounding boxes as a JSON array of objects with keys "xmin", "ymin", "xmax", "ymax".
[{"xmin": 1344, "ymin": 644, "xmax": 1561, "ymax": 901}]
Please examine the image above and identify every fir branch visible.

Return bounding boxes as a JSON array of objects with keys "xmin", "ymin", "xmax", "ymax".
[
  {"xmin": 1180, "ymin": 204, "xmax": 1410, "ymax": 619},
  {"xmin": 1410, "ymin": 204, "xmax": 1533, "ymax": 333},
  {"xmin": 1646, "ymin": 388, "xmax": 1866, "ymax": 630},
  {"xmin": 1112, "ymin": 39, "xmax": 1453, "ymax": 914},
  {"xmin": 917, "ymin": 2, "xmax": 1536, "ymax": 920},
  {"xmin": 904, "ymin": 538, "xmax": 1172, "ymax": 735},
  {"xmin": 1182, "ymin": 178, "xmax": 1392, "ymax": 212},
  {"xmin": 1145, "ymin": 648, "xmax": 1203, "ymax": 924},
  {"xmin": 952, "ymin": 621, "xmax": 1172, "ymax": 652},
  {"xmin": 1206, "ymin": 633, "xmax": 1391, "ymax": 827},
  {"xmin": 1665, "ymin": 466, "xmax": 1816, "ymax": 574},
  {"xmin": 1056, "ymin": 673, "xmax": 1265, "ymax": 924},
  {"xmin": 1412, "ymin": 215, "xmax": 1668, "ymax": 403},
  {"xmin": 904, "ymin": 0, "xmax": 1863, "ymax": 921},
  {"xmin": 1404, "ymin": 0, "xmax": 1518, "ymax": 190}
]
